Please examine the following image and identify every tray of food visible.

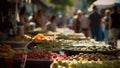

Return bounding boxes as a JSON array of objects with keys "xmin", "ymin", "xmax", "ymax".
[{"xmin": 62, "ymin": 46, "xmax": 120, "ymax": 56}]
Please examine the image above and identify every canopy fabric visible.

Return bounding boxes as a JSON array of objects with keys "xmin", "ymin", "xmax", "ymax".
[
  {"xmin": 93, "ymin": 0, "xmax": 114, "ymax": 9},
  {"xmin": 88, "ymin": 0, "xmax": 120, "ymax": 11},
  {"xmin": 94, "ymin": 0, "xmax": 115, "ymax": 5}
]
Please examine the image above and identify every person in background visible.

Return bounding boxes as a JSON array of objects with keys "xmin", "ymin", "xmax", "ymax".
[
  {"xmin": 35, "ymin": 10, "xmax": 47, "ymax": 31},
  {"xmin": 19, "ymin": 15, "xmax": 28, "ymax": 26},
  {"xmin": 81, "ymin": 12, "xmax": 90, "ymax": 37},
  {"xmin": 19, "ymin": 5, "xmax": 29, "ymax": 33},
  {"xmin": 46, "ymin": 15, "xmax": 57, "ymax": 32},
  {"xmin": 88, "ymin": 5, "xmax": 104, "ymax": 41},
  {"xmin": 110, "ymin": 6, "xmax": 120, "ymax": 47},
  {"xmin": 65, "ymin": 15, "xmax": 70, "ymax": 27},
  {"xmin": 72, "ymin": 15, "xmax": 77, "ymax": 31},
  {"xmin": 56, "ymin": 15, "xmax": 65, "ymax": 28},
  {"xmin": 19, "ymin": 5, "xmax": 28, "ymax": 24},
  {"xmin": 73, "ymin": 10, "xmax": 82, "ymax": 33},
  {"xmin": 66, "ymin": 16, "xmax": 73, "ymax": 30},
  {"xmin": 29, "ymin": 12, "xmax": 37, "ymax": 23},
  {"xmin": 102, "ymin": 9, "xmax": 111, "ymax": 44}
]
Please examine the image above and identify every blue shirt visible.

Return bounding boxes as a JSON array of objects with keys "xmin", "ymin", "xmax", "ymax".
[{"xmin": 103, "ymin": 16, "xmax": 110, "ymax": 30}]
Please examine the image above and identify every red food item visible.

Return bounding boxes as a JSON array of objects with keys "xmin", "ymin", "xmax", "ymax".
[{"xmin": 14, "ymin": 51, "xmax": 68, "ymax": 60}]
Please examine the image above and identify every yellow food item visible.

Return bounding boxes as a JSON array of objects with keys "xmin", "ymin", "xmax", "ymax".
[
  {"xmin": 0, "ymin": 53, "xmax": 9, "ymax": 57},
  {"xmin": 15, "ymin": 49, "xmax": 24, "ymax": 54},
  {"xmin": 24, "ymin": 34, "xmax": 32, "ymax": 41},
  {"xmin": 0, "ymin": 45, "xmax": 17, "ymax": 58},
  {"xmin": 47, "ymin": 31, "xmax": 53, "ymax": 34}
]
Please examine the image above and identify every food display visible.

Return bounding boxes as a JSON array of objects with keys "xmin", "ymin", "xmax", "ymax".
[
  {"xmin": 0, "ymin": 44, "xmax": 15, "ymax": 58},
  {"xmin": 14, "ymin": 51, "xmax": 68, "ymax": 61},
  {"xmin": 51, "ymin": 59, "xmax": 120, "ymax": 68},
  {"xmin": 23, "ymin": 34, "xmax": 32, "ymax": 41},
  {"xmin": 49, "ymin": 53, "xmax": 118, "ymax": 68},
  {"xmin": 45, "ymin": 31, "xmax": 62, "ymax": 36},
  {"xmin": 0, "ymin": 44, "xmax": 24, "ymax": 58},
  {"xmin": 33, "ymin": 39, "xmax": 78, "ymax": 51},
  {"xmin": 62, "ymin": 45, "xmax": 117, "ymax": 51},
  {"xmin": 33, "ymin": 40, "xmax": 60, "ymax": 51},
  {"xmin": 68, "ymin": 53, "xmax": 117, "ymax": 61},
  {"xmin": 0, "ymin": 32, "xmax": 120, "ymax": 68},
  {"xmin": 32, "ymin": 33, "xmax": 47, "ymax": 41},
  {"xmin": 56, "ymin": 33, "xmax": 86, "ymax": 40}
]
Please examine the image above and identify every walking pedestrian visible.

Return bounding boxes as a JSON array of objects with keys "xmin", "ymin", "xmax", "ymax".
[
  {"xmin": 102, "ymin": 9, "xmax": 111, "ymax": 44},
  {"xmin": 110, "ymin": 6, "xmax": 120, "ymax": 47},
  {"xmin": 88, "ymin": 5, "xmax": 104, "ymax": 41}
]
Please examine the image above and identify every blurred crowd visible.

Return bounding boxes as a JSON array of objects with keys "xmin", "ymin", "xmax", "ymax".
[
  {"xmin": 19, "ymin": 5, "xmax": 120, "ymax": 47},
  {"xmin": 0, "ymin": 4, "xmax": 120, "ymax": 47}
]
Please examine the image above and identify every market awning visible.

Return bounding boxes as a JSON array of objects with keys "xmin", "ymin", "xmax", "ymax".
[
  {"xmin": 94, "ymin": 0, "xmax": 114, "ymax": 5},
  {"xmin": 88, "ymin": 0, "xmax": 120, "ymax": 11}
]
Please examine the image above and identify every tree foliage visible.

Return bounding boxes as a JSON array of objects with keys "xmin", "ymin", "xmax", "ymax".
[
  {"xmin": 44, "ymin": 0, "xmax": 74, "ymax": 13},
  {"xmin": 51, "ymin": 0, "xmax": 73, "ymax": 6},
  {"xmin": 43, "ymin": 0, "xmax": 96, "ymax": 14}
]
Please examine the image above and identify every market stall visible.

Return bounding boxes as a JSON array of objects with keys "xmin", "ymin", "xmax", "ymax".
[{"xmin": 0, "ymin": 30, "xmax": 120, "ymax": 68}]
